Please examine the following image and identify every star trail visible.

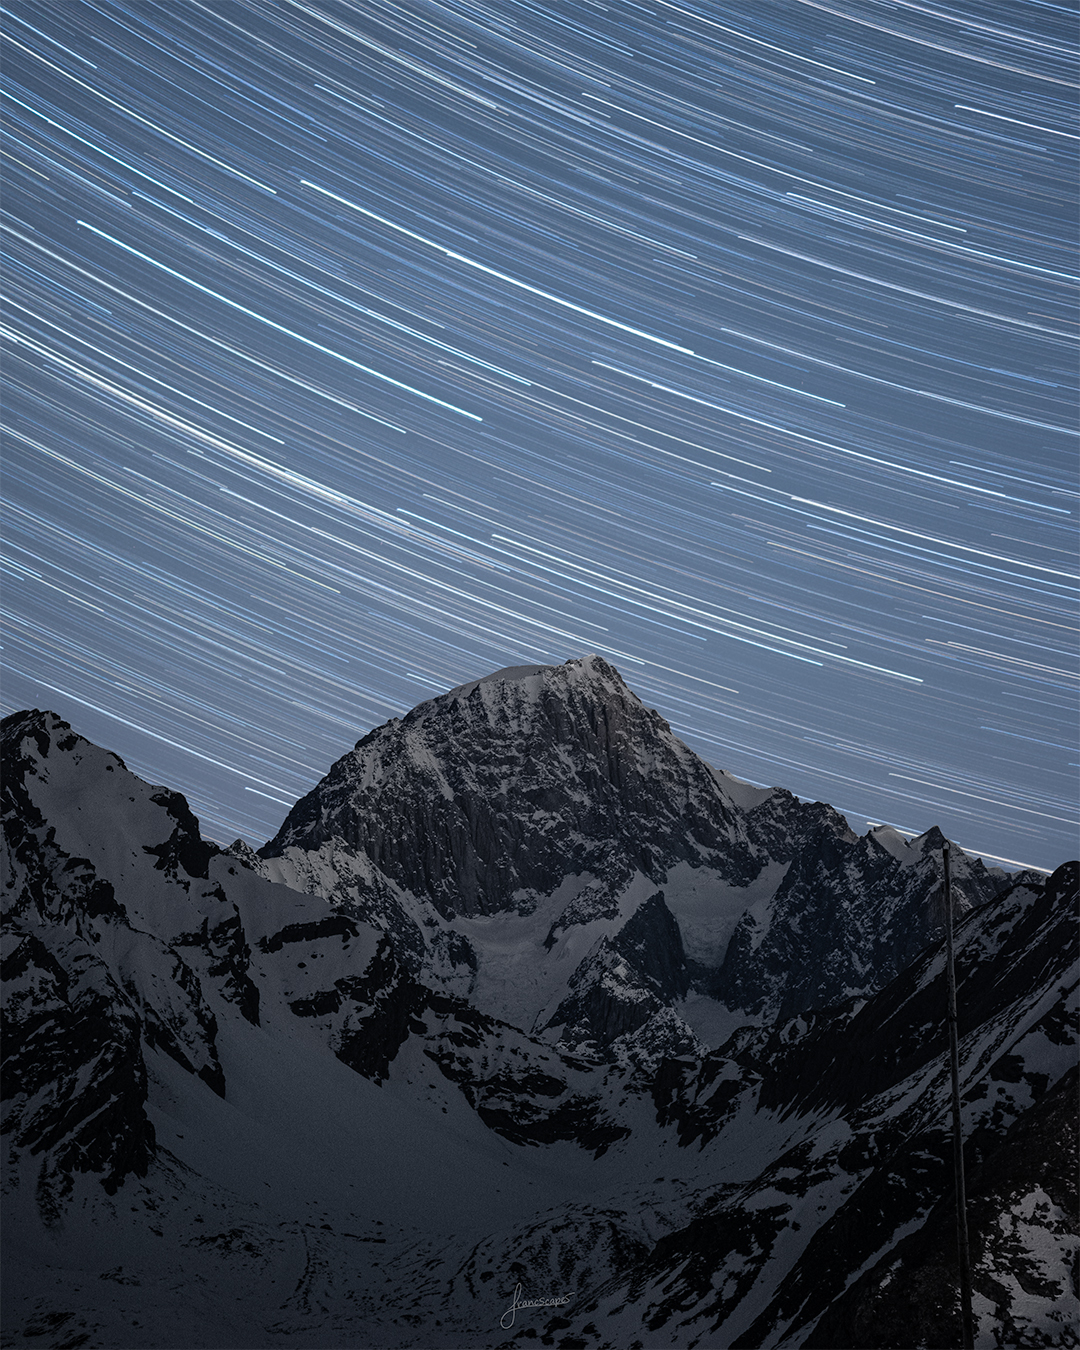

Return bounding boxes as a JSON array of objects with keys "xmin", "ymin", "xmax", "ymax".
[{"xmin": 2, "ymin": 0, "xmax": 1076, "ymax": 871}]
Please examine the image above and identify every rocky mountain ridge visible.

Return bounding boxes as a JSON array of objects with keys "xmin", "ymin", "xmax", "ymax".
[{"xmin": 2, "ymin": 662, "xmax": 1075, "ymax": 1349}]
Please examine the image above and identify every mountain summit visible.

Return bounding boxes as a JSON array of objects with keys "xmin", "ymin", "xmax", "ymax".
[{"xmin": 263, "ymin": 655, "xmax": 757, "ymax": 916}]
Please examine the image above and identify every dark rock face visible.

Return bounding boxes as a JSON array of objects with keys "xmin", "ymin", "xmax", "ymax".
[
  {"xmin": 261, "ymin": 656, "xmax": 757, "ymax": 917},
  {"xmin": 1, "ymin": 712, "xmax": 232, "ymax": 1194},
  {"xmin": 1, "ymin": 929, "xmax": 156, "ymax": 1203},
  {"xmin": 176, "ymin": 903, "xmax": 262, "ymax": 1027},
  {"xmin": 805, "ymin": 1065, "xmax": 1080, "ymax": 1350},
  {"xmin": 754, "ymin": 861, "xmax": 1079, "ymax": 1120},
  {"xmin": 417, "ymin": 997, "xmax": 631, "ymax": 1156},
  {"xmin": 324, "ymin": 934, "xmax": 430, "ymax": 1084},
  {"xmin": 258, "ymin": 914, "xmax": 361, "ymax": 954},
  {"xmin": 711, "ymin": 823, "xmax": 1011, "ymax": 1023},
  {"xmin": 542, "ymin": 892, "xmax": 692, "ymax": 1053},
  {"xmin": 141, "ymin": 789, "xmax": 220, "ymax": 880}
]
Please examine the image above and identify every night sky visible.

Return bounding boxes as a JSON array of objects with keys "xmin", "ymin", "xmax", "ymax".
[{"xmin": 2, "ymin": 0, "xmax": 1076, "ymax": 872}]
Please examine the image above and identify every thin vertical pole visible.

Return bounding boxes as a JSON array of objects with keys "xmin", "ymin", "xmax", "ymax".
[{"xmin": 943, "ymin": 841, "xmax": 975, "ymax": 1348}]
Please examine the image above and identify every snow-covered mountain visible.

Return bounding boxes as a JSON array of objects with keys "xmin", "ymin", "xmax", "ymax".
[
  {"xmin": 258, "ymin": 657, "xmax": 1017, "ymax": 1060},
  {"xmin": 2, "ymin": 663, "xmax": 1076, "ymax": 1349}
]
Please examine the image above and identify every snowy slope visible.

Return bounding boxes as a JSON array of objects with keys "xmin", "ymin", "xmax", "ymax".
[
  {"xmin": 0, "ymin": 715, "xmax": 630, "ymax": 1210},
  {"xmin": 522, "ymin": 863, "xmax": 1079, "ymax": 1349}
]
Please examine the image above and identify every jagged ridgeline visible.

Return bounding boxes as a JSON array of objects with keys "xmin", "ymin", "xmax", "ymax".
[{"xmin": 2, "ymin": 658, "xmax": 1076, "ymax": 1349}]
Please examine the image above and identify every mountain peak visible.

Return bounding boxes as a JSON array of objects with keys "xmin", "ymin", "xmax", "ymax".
[
  {"xmin": 2, "ymin": 707, "xmax": 133, "ymax": 788},
  {"xmin": 445, "ymin": 662, "xmax": 551, "ymax": 701},
  {"xmin": 3, "ymin": 707, "xmax": 76, "ymax": 750},
  {"xmin": 430, "ymin": 653, "xmax": 628, "ymax": 711},
  {"xmin": 261, "ymin": 653, "xmax": 748, "ymax": 916}
]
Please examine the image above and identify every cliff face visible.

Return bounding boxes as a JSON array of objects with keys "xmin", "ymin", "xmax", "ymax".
[
  {"xmin": 1, "ymin": 711, "xmax": 227, "ymax": 1206},
  {"xmin": 262, "ymin": 655, "xmax": 759, "ymax": 916},
  {"xmin": 805, "ymin": 1064, "xmax": 1079, "ymax": 1350}
]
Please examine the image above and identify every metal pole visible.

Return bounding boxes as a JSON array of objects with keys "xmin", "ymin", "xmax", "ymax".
[{"xmin": 943, "ymin": 841, "xmax": 975, "ymax": 1348}]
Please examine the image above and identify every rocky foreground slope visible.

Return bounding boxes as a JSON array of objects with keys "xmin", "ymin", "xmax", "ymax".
[{"xmin": 2, "ymin": 660, "xmax": 1076, "ymax": 1348}]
